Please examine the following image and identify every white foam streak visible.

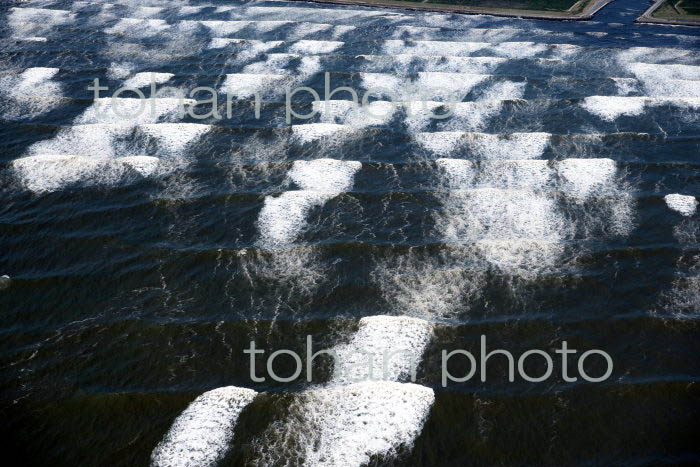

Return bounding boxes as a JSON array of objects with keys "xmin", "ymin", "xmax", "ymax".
[
  {"xmin": 251, "ymin": 382, "xmax": 434, "ymax": 467},
  {"xmin": 332, "ymin": 316, "xmax": 433, "ymax": 384},
  {"xmin": 75, "ymin": 98, "xmax": 195, "ymax": 125},
  {"xmin": 105, "ymin": 17, "xmax": 170, "ymax": 38},
  {"xmin": 220, "ymin": 73, "xmax": 286, "ymax": 99},
  {"xmin": 665, "ymin": 194, "xmax": 698, "ymax": 217},
  {"xmin": 627, "ymin": 63, "xmax": 700, "ymax": 98},
  {"xmin": 581, "ymin": 96, "xmax": 700, "ymax": 121},
  {"xmin": 257, "ymin": 159, "xmax": 361, "ymax": 247},
  {"xmin": 123, "ymin": 72, "xmax": 174, "ymax": 88},
  {"xmin": 151, "ymin": 387, "xmax": 257, "ymax": 467},
  {"xmin": 291, "ymin": 123, "xmax": 352, "ymax": 144},
  {"xmin": 289, "ymin": 40, "xmax": 343, "ymax": 54},
  {"xmin": 581, "ymin": 96, "xmax": 647, "ymax": 121},
  {"xmin": 415, "ymin": 132, "xmax": 550, "ymax": 160},
  {"xmin": 557, "ymin": 158, "xmax": 617, "ymax": 198},
  {"xmin": 301, "ymin": 382, "xmax": 433, "ymax": 467},
  {"xmin": 313, "ymin": 100, "xmax": 398, "ymax": 128},
  {"xmin": 0, "ymin": 67, "xmax": 61, "ymax": 101}
]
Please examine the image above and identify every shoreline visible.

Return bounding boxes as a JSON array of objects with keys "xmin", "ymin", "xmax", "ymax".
[
  {"xmin": 294, "ymin": 0, "xmax": 615, "ymax": 20},
  {"xmin": 636, "ymin": 0, "xmax": 700, "ymax": 26},
  {"xmin": 292, "ymin": 0, "xmax": 614, "ymax": 21}
]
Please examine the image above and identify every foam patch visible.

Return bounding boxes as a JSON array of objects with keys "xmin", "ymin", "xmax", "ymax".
[
  {"xmin": 257, "ymin": 159, "xmax": 361, "ymax": 247},
  {"xmin": 581, "ymin": 96, "xmax": 646, "ymax": 121},
  {"xmin": 289, "ymin": 40, "xmax": 344, "ymax": 54},
  {"xmin": 360, "ymin": 72, "xmax": 488, "ymax": 103},
  {"xmin": 0, "ymin": 67, "xmax": 62, "ymax": 116},
  {"xmin": 123, "ymin": 72, "xmax": 174, "ymax": 88},
  {"xmin": 332, "ymin": 316, "xmax": 433, "ymax": 383},
  {"xmin": 251, "ymin": 382, "xmax": 434, "ymax": 467},
  {"xmin": 665, "ymin": 194, "xmax": 698, "ymax": 217},
  {"xmin": 105, "ymin": 18, "xmax": 171, "ymax": 38},
  {"xmin": 467, "ymin": 133, "xmax": 550, "ymax": 160},
  {"xmin": 291, "ymin": 123, "xmax": 352, "ymax": 144},
  {"xmin": 313, "ymin": 100, "xmax": 398, "ymax": 127},
  {"xmin": 627, "ymin": 63, "xmax": 700, "ymax": 98},
  {"xmin": 11, "ymin": 154, "xmax": 156, "ymax": 192},
  {"xmin": 8, "ymin": 7, "xmax": 76, "ymax": 36},
  {"xmin": 151, "ymin": 386, "xmax": 258, "ymax": 467},
  {"xmin": 75, "ymin": 98, "xmax": 195, "ymax": 125},
  {"xmin": 220, "ymin": 73, "xmax": 287, "ymax": 99},
  {"xmin": 382, "ymin": 39, "xmax": 489, "ymax": 57},
  {"xmin": 556, "ymin": 158, "xmax": 617, "ymax": 199},
  {"xmin": 436, "ymin": 158, "xmax": 568, "ymax": 273}
]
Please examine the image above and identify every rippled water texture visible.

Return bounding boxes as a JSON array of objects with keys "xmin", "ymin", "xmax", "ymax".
[{"xmin": 1, "ymin": 0, "xmax": 699, "ymax": 465}]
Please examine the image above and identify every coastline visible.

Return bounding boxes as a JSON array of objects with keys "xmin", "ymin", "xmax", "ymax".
[
  {"xmin": 636, "ymin": 0, "xmax": 700, "ymax": 26},
  {"xmin": 293, "ymin": 0, "xmax": 615, "ymax": 20}
]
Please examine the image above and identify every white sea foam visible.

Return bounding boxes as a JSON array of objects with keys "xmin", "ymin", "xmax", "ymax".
[
  {"xmin": 627, "ymin": 63, "xmax": 700, "ymax": 98},
  {"xmin": 12, "ymin": 155, "xmax": 122, "ymax": 192},
  {"xmin": 616, "ymin": 47, "xmax": 699, "ymax": 65},
  {"xmin": 75, "ymin": 97, "xmax": 195, "ymax": 125},
  {"xmin": 8, "ymin": 7, "xmax": 76, "ymax": 36},
  {"xmin": 288, "ymin": 40, "xmax": 344, "ymax": 55},
  {"xmin": 251, "ymin": 382, "xmax": 434, "ymax": 467},
  {"xmin": 138, "ymin": 123, "xmax": 210, "ymax": 154},
  {"xmin": 358, "ymin": 55, "xmax": 507, "ymax": 74},
  {"xmin": 612, "ymin": 78, "xmax": 638, "ymax": 96},
  {"xmin": 107, "ymin": 62, "xmax": 135, "ymax": 80},
  {"xmin": 207, "ymin": 38, "xmax": 284, "ymax": 61},
  {"xmin": 151, "ymin": 386, "xmax": 258, "ymax": 467},
  {"xmin": 241, "ymin": 54, "xmax": 297, "ymax": 73},
  {"xmin": 413, "ymin": 132, "xmax": 466, "ymax": 156},
  {"xmin": 16, "ymin": 116, "xmax": 206, "ymax": 192},
  {"xmin": 470, "ymin": 132, "xmax": 550, "ymax": 160},
  {"xmin": 382, "ymin": 40, "xmax": 489, "ymax": 57},
  {"xmin": 117, "ymin": 155, "xmax": 160, "ymax": 176},
  {"xmin": 580, "ymin": 96, "xmax": 646, "ymax": 121},
  {"xmin": 0, "ymin": 67, "xmax": 60, "ymax": 102},
  {"xmin": 332, "ymin": 316, "xmax": 433, "ymax": 384},
  {"xmin": 490, "ymin": 41, "xmax": 548, "ymax": 59},
  {"xmin": 436, "ymin": 158, "xmax": 567, "ymax": 273},
  {"xmin": 665, "ymin": 194, "xmax": 698, "ymax": 217},
  {"xmin": 11, "ymin": 35, "xmax": 47, "ymax": 41},
  {"xmin": 415, "ymin": 132, "xmax": 549, "ymax": 160},
  {"xmin": 291, "ymin": 123, "xmax": 352, "ymax": 144},
  {"xmin": 360, "ymin": 72, "xmax": 489, "ymax": 103},
  {"xmin": 220, "ymin": 73, "xmax": 287, "ymax": 99},
  {"xmin": 257, "ymin": 159, "xmax": 361, "ymax": 247},
  {"xmin": 313, "ymin": 100, "xmax": 398, "ymax": 127},
  {"xmin": 105, "ymin": 17, "xmax": 170, "ymax": 38},
  {"xmin": 405, "ymin": 81, "xmax": 524, "ymax": 133},
  {"xmin": 556, "ymin": 158, "xmax": 617, "ymax": 199},
  {"xmin": 581, "ymin": 96, "xmax": 700, "ymax": 121},
  {"xmin": 628, "ymin": 63, "xmax": 700, "ymax": 83},
  {"xmin": 123, "ymin": 72, "xmax": 174, "ymax": 88},
  {"xmin": 190, "ymin": 20, "xmax": 249, "ymax": 36},
  {"xmin": 372, "ymin": 250, "xmax": 481, "ymax": 321},
  {"xmin": 27, "ymin": 124, "xmax": 131, "ymax": 159}
]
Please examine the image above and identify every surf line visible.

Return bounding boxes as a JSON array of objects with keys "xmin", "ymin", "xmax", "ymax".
[
  {"xmin": 245, "ymin": 334, "xmax": 614, "ymax": 386},
  {"xmin": 85, "ymin": 72, "xmax": 458, "ymax": 123}
]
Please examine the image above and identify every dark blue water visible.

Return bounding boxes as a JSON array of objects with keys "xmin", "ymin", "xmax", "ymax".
[{"xmin": 1, "ymin": 0, "xmax": 700, "ymax": 465}]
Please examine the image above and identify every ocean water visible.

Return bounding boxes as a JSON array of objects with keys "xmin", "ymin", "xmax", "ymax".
[{"xmin": 1, "ymin": 0, "xmax": 699, "ymax": 465}]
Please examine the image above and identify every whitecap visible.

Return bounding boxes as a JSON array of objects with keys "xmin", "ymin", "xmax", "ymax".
[
  {"xmin": 151, "ymin": 386, "xmax": 258, "ymax": 467},
  {"xmin": 665, "ymin": 194, "xmax": 698, "ymax": 217}
]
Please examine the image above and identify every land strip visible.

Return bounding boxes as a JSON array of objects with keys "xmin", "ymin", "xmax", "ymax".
[
  {"xmin": 294, "ymin": 0, "xmax": 615, "ymax": 20},
  {"xmin": 637, "ymin": 0, "xmax": 700, "ymax": 26}
]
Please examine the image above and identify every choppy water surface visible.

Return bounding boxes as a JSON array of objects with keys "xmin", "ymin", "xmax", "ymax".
[{"xmin": 1, "ymin": 0, "xmax": 699, "ymax": 465}]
